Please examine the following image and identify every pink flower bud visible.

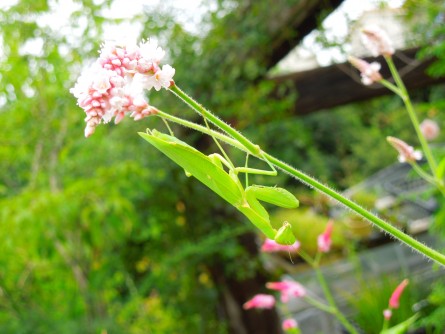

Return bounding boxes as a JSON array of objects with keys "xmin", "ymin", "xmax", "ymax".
[
  {"xmin": 420, "ymin": 119, "xmax": 440, "ymax": 141},
  {"xmin": 383, "ymin": 309, "xmax": 392, "ymax": 320},
  {"xmin": 282, "ymin": 318, "xmax": 298, "ymax": 331},
  {"xmin": 266, "ymin": 280, "xmax": 306, "ymax": 303},
  {"xmin": 348, "ymin": 56, "xmax": 382, "ymax": 85},
  {"xmin": 261, "ymin": 239, "xmax": 300, "ymax": 253},
  {"xmin": 361, "ymin": 25, "xmax": 395, "ymax": 57},
  {"xmin": 387, "ymin": 137, "xmax": 422, "ymax": 163},
  {"xmin": 243, "ymin": 294, "xmax": 275, "ymax": 310},
  {"xmin": 389, "ymin": 279, "xmax": 409, "ymax": 309},
  {"xmin": 317, "ymin": 219, "xmax": 334, "ymax": 253}
]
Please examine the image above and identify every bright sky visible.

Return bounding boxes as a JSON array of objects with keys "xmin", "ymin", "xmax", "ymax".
[
  {"xmin": 1, "ymin": 0, "xmax": 405, "ymax": 63},
  {"xmin": 304, "ymin": 0, "xmax": 405, "ymax": 65}
]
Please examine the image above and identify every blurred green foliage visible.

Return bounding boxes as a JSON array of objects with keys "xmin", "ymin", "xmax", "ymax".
[
  {"xmin": 416, "ymin": 280, "xmax": 445, "ymax": 334},
  {"xmin": 1, "ymin": 0, "xmax": 445, "ymax": 333},
  {"xmin": 346, "ymin": 276, "xmax": 422, "ymax": 334}
]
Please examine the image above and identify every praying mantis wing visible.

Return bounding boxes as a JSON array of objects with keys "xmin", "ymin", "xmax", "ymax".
[{"xmin": 139, "ymin": 130, "xmax": 243, "ymax": 207}]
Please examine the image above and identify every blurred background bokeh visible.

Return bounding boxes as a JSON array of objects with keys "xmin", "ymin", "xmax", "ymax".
[{"xmin": 1, "ymin": 0, "xmax": 445, "ymax": 333}]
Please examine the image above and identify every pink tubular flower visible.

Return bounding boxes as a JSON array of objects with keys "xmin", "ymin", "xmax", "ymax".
[
  {"xmin": 282, "ymin": 318, "xmax": 298, "ymax": 331},
  {"xmin": 71, "ymin": 38, "xmax": 175, "ymax": 137},
  {"xmin": 266, "ymin": 280, "xmax": 306, "ymax": 303},
  {"xmin": 361, "ymin": 25, "xmax": 395, "ymax": 57},
  {"xmin": 387, "ymin": 137, "xmax": 422, "ymax": 163},
  {"xmin": 261, "ymin": 239, "xmax": 300, "ymax": 253},
  {"xmin": 348, "ymin": 56, "xmax": 382, "ymax": 85},
  {"xmin": 243, "ymin": 294, "xmax": 276, "ymax": 310},
  {"xmin": 317, "ymin": 220, "xmax": 334, "ymax": 253},
  {"xmin": 389, "ymin": 279, "xmax": 409, "ymax": 309},
  {"xmin": 420, "ymin": 119, "xmax": 440, "ymax": 141}
]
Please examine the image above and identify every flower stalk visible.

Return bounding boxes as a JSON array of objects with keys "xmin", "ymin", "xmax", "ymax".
[{"xmin": 385, "ymin": 57, "xmax": 439, "ymax": 177}]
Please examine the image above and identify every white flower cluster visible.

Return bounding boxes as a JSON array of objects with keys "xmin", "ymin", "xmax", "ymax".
[{"xmin": 70, "ymin": 39, "xmax": 175, "ymax": 137}]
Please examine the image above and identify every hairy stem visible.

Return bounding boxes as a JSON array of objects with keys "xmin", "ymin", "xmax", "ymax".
[
  {"xmin": 314, "ymin": 264, "xmax": 359, "ymax": 334},
  {"xmin": 385, "ymin": 56, "xmax": 439, "ymax": 178},
  {"xmin": 165, "ymin": 85, "xmax": 445, "ymax": 267}
]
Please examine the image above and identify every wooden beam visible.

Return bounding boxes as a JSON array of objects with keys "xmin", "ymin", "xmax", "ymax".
[
  {"xmin": 272, "ymin": 48, "xmax": 445, "ymax": 115},
  {"xmin": 262, "ymin": 0, "xmax": 344, "ymax": 70}
]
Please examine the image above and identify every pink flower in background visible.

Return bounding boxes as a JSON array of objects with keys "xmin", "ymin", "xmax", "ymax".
[
  {"xmin": 317, "ymin": 220, "xmax": 334, "ymax": 253},
  {"xmin": 348, "ymin": 56, "xmax": 382, "ymax": 85},
  {"xmin": 389, "ymin": 279, "xmax": 409, "ymax": 309},
  {"xmin": 261, "ymin": 239, "xmax": 300, "ymax": 253},
  {"xmin": 243, "ymin": 294, "xmax": 276, "ymax": 310},
  {"xmin": 266, "ymin": 280, "xmax": 306, "ymax": 303},
  {"xmin": 420, "ymin": 119, "xmax": 440, "ymax": 141},
  {"xmin": 387, "ymin": 137, "xmax": 422, "ymax": 163},
  {"xmin": 282, "ymin": 318, "xmax": 298, "ymax": 331},
  {"xmin": 361, "ymin": 25, "xmax": 394, "ymax": 57},
  {"xmin": 383, "ymin": 309, "xmax": 392, "ymax": 320}
]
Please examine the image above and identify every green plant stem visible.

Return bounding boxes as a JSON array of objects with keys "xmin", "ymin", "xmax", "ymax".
[
  {"xmin": 155, "ymin": 109, "xmax": 245, "ymax": 151},
  {"xmin": 304, "ymin": 295, "xmax": 334, "ymax": 314},
  {"xmin": 169, "ymin": 85, "xmax": 262, "ymax": 156},
  {"xmin": 385, "ymin": 56, "xmax": 439, "ymax": 178},
  {"xmin": 314, "ymin": 265, "xmax": 359, "ymax": 334},
  {"xmin": 379, "ymin": 79, "xmax": 401, "ymax": 96},
  {"xmin": 382, "ymin": 317, "xmax": 390, "ymax": 331},
  {"xmin": 410, "ymin": 162, "xmax": 438, "ymax": 186},
  {"xmin": 166, "ymin": 85, "xmax": 445, "ymax": 267},
  {"xmin": 264, "ymin": 152, "xmax": 445, "ymax": 266}
]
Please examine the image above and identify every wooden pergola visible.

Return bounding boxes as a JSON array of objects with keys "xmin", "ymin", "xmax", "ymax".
[
  {"xmin": 272, "ymin": 48, "xmax": 445, "ymax": 115},
  {"xmin": 211, "ymin": 1, "xmax": 445, "ymax": 115}
]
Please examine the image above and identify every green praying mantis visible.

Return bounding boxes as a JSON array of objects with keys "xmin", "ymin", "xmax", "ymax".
[{"xmin": 139, "ymin": 128, "xmax": 299, "ymax": 245}]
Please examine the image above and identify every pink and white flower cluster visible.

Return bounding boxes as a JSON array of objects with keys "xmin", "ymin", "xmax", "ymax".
[
  {"xmin": 348, "ymin": 56, "xmax": 382, "ymax": 86},
  {"xmin": 70, "ymin": 39, "xmax": 175, "ymax": 137},
  {"xmin": 387, "ymin": 136, "xmax": 422, "ymax": 163},
  {"xmin": 348, "ymin": 25, "xmax": 394, "ymax": 86},
  {"xmin": 361, "ymin": 25, "xmax": 395, "ymax": 58}
]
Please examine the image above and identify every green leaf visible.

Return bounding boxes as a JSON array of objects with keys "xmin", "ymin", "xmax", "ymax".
[
  {"xmin": 139, "ymin": 130, "xmax": 244, "ymax": 206},
  {"xmin": 380, "ymin": 314, "xmax": 418, "ymax": 334},
  {"xmin": 246, "ymin": 185, "xmax": 299, "ymax": 208}
]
